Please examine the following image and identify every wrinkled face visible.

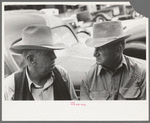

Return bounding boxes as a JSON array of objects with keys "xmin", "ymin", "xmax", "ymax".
[
  {"xmin": 93, "ymin": 44, "xmax": 117, "ymax": 68},
  {"xmin": 34, "ymin": 50, "xmax": 57, "ymax": 76}
]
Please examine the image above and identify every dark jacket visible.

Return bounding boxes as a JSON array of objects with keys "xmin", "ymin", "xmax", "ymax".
[{"xmin": 14, "ymin": 67, "xmax": 71, "ymax": 100}]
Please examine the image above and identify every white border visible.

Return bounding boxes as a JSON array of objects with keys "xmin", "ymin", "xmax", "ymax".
[
  {"xmin": 3, "ymin": 2, "xmax": 131, "ymax": 5},
  {"xmin": 2, "ymin": 2, "xmax": 149, "ymax": 121}
]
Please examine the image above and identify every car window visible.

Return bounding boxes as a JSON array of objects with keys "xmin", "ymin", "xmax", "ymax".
[
  {"xmin": 113, "ymin": 6, "xmax": 120, "ymax": 16},
  {"xmin": 79, "ymin": 6, "xmax": 87, "ymax": 12},
  {"xmin": 52, "ymin": 26, "xmax": 78, "ymax": 47}
]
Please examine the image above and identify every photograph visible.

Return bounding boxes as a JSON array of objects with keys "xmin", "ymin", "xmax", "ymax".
[{"xmin": 2, "ymin": 1, "xmax": 149, "ymax": 121}]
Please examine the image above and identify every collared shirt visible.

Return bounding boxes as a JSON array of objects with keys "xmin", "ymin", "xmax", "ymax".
[
  {"xmin": 80, "ymin": 55, "xmax": 146, "ymax": 100},
  {"xmin": 26, "ymin": 68, "xmax": 54, "ymax": 100},
  {"xmin": 4, "ymin": 65, "xmax": 78, "ymax": 100}
]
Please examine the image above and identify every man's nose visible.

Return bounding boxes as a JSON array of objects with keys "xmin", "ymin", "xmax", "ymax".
[
  {"xmin": 52, "ymin": 51, "xmax": 57, "ymax": 59},
  {"xmin": 93, "ymin": 49, "xmax": 99, "ymax": 57},
  {"xmin": 50, "ymin": 51, "xmax": 57, "ymax": 60}
]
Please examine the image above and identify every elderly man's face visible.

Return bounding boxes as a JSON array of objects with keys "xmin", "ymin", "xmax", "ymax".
[
  {"xmin": 93, "ymin": 44, "xmax": 116, "ymax": 68},
  {"xmin": 34, "ymin": 50, "xmax": 57, "ymax": 76}
]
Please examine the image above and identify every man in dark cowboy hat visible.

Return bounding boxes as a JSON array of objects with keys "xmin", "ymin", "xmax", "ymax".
[
  {"xmin": 80, "ymin": 21, "xmax": 146, "ymax": 100},
  {"xmin": 4, "ymin": 25, "xmax": 78, "ymax": 100}
]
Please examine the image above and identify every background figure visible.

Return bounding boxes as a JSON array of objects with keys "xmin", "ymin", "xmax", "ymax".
[
  {"xmin": 80, "ymin": 21, "xmax": 146, "ymax": 100},
  {"xmin": 4, "ymin": 25, "xmax": 78, "ymax": 100}
]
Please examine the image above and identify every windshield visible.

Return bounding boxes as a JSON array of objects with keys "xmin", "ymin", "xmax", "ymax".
[
  {"xmin": 112, "ymin": 6, "xmax": 120, "ymax": 16},
  {"xmin": 79, "ymin": 6, "xmax": 87, "ymax": 11},
  {"xmin": 52, "ymin": 26, "xmax": 77, "ymax": 47}
]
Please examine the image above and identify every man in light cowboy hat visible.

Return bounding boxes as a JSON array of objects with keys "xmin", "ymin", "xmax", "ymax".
[
  {"xmin": 80, "ymin": 21, "xmax": 146, "ymax": 100},
  {"xmin": 4, "ymin": 25, "xmax": 78, "ymax": 100}
]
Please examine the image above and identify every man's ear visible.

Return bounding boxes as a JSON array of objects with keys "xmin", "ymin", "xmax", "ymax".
[
  {"xmin": 26, "ymin": 55, "xmax": 36, "ymax": 65},
  {"xmin": 116, "ymin": 45, "xmax": 123, "ymax": 55}
]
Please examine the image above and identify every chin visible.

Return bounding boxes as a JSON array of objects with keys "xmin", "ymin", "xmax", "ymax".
[
  {"xmin": 51, "ymin": 65, "xmax": 55, "ymax": 70},
  {"xmin": 45, "ymin": 67, "xmax": 55, "ymax": 75},
  {"xmin": 96, "ymin": 61, "xmax": 102, "ymax": 65}
]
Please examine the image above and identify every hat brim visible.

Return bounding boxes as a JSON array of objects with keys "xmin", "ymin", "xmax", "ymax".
[
  {"xmin": 10, "ymin": 43, "xmax": 66, "ymax": 54},
  {"xmin": 85, "ymin": 34, "xmax": 131, "ymax": 48}
]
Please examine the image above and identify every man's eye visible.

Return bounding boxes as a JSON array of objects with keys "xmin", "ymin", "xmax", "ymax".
[{"xmin": 98, "ymin": 48, "xmax": 103, "ymax": 52}]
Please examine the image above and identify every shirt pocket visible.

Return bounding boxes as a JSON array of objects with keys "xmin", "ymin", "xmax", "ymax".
[
  {"xmin": 119, "ymin": 86, "xmax": 141, "ymax": 100},
  {"xmin": 90, "ymin": 91, "xmax": 110, "ymax": 100}
]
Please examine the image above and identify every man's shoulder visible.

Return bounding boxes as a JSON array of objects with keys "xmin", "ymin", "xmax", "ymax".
[
  {"xmin": 5, "ymin": 73, "xmax": 15, "ymax": 82},
  {"xmin": 4, "ymin": 72, "xmax": 16, "ymax": 95},
  {"xmin": 87, "ymin": 63, "xmax": 98, "ymax": 73},
  {"xmin": 54, "ymin": 65, "xmax": 71, "ymax": 84},
  {"xmin": 84, "ymin": 63, "xmax": 98, "ymax": 78},
  {"xmin": 55, "ymin": 65, "xmax": 67, "ymax": 74},
  {"xmin": 124, "ymin": 55, "xmax": 146, "ymax": 72},
  {"xmin": 54, "ymin": 65, "xmax": 69, "ymax": 79},
  {"xmin": 4, "ymin": 69, "xmax": 24, "ymax": 86}
]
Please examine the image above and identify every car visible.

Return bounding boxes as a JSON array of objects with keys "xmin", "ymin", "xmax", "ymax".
[
  {"xmin": 122, "ymin": 18, "xmax": 147, "ymax": 60},
  {"xmin": 76, "ymin": 4, "xmax": 144, "ymax": 33},
  {"xmin": 77, "ymin": 4, "xmax": 140, "ymax": 23},
  {"xmin": 4, "ymin": 10, "xmax": 146, "ymax": 98}
]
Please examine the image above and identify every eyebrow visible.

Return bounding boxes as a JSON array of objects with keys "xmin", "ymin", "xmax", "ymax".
[
  {"xmin": 96, "ymin": 46, "xmax": 105, "ymax": 51},
  {"xmin": 43, "ymin": 50, "xmax": 54, "ymax": 55}
]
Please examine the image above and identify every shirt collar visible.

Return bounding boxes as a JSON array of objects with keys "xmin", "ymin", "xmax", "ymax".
[
  {"xmin": 97, "ymin": 65, "xmax": 103, "ymax": 76},
  {"xmin": 97, "ymin": 55, "xmax": 128, "ymax": 76},
  {"xmin": 120, "ymin": 54, "xmax": 128, "ymax": 70},
  {"xmin": 25, "ymin": 67, "xmax": 54, "ymax": 92}
]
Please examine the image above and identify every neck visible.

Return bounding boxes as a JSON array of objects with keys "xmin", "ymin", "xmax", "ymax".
[
  {"xmin": 104, "ymin": 55, "xmax": 122, "ymax": 72},
  {"xmin": 27, "ymin": 67, "xmax": 52, "ymax": 87}
]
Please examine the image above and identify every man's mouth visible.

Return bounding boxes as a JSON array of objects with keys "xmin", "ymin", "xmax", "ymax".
[
  {"xmin": 96, "ymin": 58, "xmax": 101, "ymax": 61},
  {"xmin": 50, "ymin": 61, "xmax": 55, "ymax": 67}
]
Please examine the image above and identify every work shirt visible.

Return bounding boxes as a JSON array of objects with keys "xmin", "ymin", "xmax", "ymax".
[
  {"xmin": 80, "ymin": 55, "xmax": 146, "ymax": 100},
  {"xmin": 4, "ymin": 65, "xmax": 78, "ymax": 100}
]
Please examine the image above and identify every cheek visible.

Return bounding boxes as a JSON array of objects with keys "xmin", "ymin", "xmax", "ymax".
[
  {"xmin": 107, "ymin": 51, "xmax": 116, "ymax": 60},
  {"xmin": 42, "ymin": 58, "xmax": 51, "ymax": 67},
  {"xmin": 101, "ymin": 51, "xmax": 111, "ymax": 61},
  {"xmin": 37, "ymin": 62, "xmax": 45, "ymax": 70},
  {"xmin": 37, "ymin": 57, "xmax": 49, "ymax": 68},
  {"xmin": 100, "ymin": 51, "xmax": 107, "ymax": 58}
]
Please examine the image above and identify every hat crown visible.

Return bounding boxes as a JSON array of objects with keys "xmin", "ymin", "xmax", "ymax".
[
  {"xmin": 93, "ymin": 21, "xmax": 123, "ymax": 39},
  {"xmin": 22, "ymin": 25, "xmax": 54, "ymax": 46}
]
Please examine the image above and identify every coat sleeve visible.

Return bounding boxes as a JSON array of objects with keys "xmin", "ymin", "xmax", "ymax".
[
  {"xmin": 56, "ymin": 65, "xmax": 78, "ymax": 100},
  {"xmin": 137, "ymin": 69, "xmax": 146, "ymax": 100},
  {"xmin": 4, "ymin": 73, "xmax": 15, "ymax": 100}
]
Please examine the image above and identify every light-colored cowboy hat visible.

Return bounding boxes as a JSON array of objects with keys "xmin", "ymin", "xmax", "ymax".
[
  {"xmin": 10, "ymin": 25, "xmax": 66, "ymax": 54},
  {"xmin": 85, "ymin": 21, "xmax": 131, "ymax": 47}
]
